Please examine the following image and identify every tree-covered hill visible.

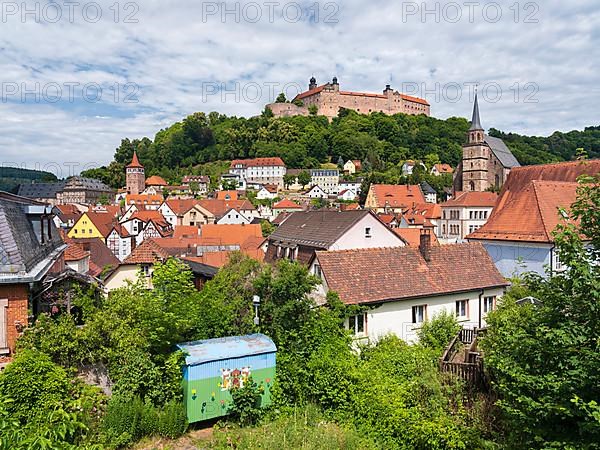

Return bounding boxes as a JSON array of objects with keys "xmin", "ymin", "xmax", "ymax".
[
  {"xmin": 0, "ymin": 167, "xmax": 58, "ymax": 194},
  {"xmin": 82, "ymin": 109, "xmax": 600, "ymax": 188}
]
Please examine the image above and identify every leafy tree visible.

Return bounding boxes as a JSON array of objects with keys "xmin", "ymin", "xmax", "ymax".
[
  {"xmin": 482, "ymin": 175, "xmax": 600, "ymax": 448},
  {"xmin": 275, "ymin": 93, "xmax": 287, "ymax": 103},
  {"xmin": 417, "ymin": 310, "xmax": 461, "ymax": 355},
  {"xmin": 297, "ymin": 170, "xmax": 311, "ymax": 189},
  {"xmin": 283, "ymin": 173, "xmax": 295, "ymax": 189}
]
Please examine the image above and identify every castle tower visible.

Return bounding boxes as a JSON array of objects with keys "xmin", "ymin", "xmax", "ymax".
[
  {"xmin": 461, "ymin": 93, "xmax": 490, "ymax": 191},
  {"xmin": 126, "ymin": 151, "xmax": 145, "ymax": 195},
  {"xmin": 309, "ymin": 76, "xmax": 317, "ymax": 90}
]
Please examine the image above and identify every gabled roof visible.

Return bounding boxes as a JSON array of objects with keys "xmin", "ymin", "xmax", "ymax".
[
  {"xmin": 493, "ymin": 159, "xmax": 600, "ymax": 215},
  {"xmin": 216, "ymin": 190, "xmax": 239, "ymax": 200},
  {"xmin": 268, "ymin": 210, "xmax": 395, "ymax": 248},
  {"xmin": 84, "ymin": 211, "xmax": 120, "ymax": 237},
  {"xmin": 468, "ymin": 181, "xmax": 579, "ymax": 243},
  {"xmin": 316, "ymin": 243, "xmax": 507, "ymax": 305},
  {"xmin": 164, "ymin": 199, "xmax": 200, "ymax": 216},
  {"xmin": 64, "ymin": 243, "xmax": 89, "ymax": 262},
  {"xmin": 124, "ymin": 239, "xmax": 170, "ymax": 264},
  {"xmin": 199, "ymin": 199, "xmax": 255, "ymax": 218},
  {"xmin": 420, "ymin": 181, "xmax": 436, "ymax": 195},
  {"xmin": 484, "ymin": 134, "xmax": 521, "ymax": 168},
  {"xmin": 173, "ymin": 226, "xmax": 200, "ymax": 239},
  {"xmin": 442, "ymin": 191, "xmax": 498, "ymax": 208},
  {"xmin": 273, "ymin": 199, "xmax": 302, "ymax": 209},
  {"xmin": 368, "ymin": 184, "xmax": 425, "ymax": 208},
  {"xmin": 63, "ymin": 237, "xmax": 120, "ymax": 278},
  {"xmin": 126, "ymin": 210, "xmax": 166, "ymax": 223}
]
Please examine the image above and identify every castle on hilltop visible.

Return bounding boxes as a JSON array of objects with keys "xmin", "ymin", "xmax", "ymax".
[{"xmin": 267, "ymin": 77, "xmax": 430, "ymax": 120}]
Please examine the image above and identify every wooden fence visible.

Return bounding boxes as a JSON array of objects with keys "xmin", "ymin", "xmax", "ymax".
[{"xmin": 439, "ymin": 327, "xmax": 487, "ymax": 389}]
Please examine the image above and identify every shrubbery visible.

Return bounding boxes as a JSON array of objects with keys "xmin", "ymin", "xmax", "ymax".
[{"xmin": 100, "ymin": 396, "xmax": 187, "ymax": 448}]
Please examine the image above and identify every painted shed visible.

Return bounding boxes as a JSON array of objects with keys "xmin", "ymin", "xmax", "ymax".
[{"xmin": 177, "ymin": 333, "xmax": 276, "ymax": 423}]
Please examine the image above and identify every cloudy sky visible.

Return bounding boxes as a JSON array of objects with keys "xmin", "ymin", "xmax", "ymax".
[{"xmin": 1, "ymin": 0, "xmax": 598, "ymax": 176}]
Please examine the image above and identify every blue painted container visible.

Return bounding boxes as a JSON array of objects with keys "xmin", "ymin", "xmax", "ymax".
[{"xmin": 176, "ymin": 333, "xmax": 277, "ymax": 423}]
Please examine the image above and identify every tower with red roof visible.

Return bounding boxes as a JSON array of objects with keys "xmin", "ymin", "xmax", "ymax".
[{"xmin": 126, "ymin": 151, "xmax": 145, "ymax": 195}]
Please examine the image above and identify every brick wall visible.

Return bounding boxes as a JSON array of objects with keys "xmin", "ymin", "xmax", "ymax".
[{"xmin": 0, "ymin": 284, "xmax": 29, "ymax": 356}]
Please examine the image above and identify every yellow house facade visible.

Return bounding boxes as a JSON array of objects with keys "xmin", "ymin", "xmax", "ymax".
[{"xmin": 67, "ymin": 212, "xmax": 106, "ymax": 239}]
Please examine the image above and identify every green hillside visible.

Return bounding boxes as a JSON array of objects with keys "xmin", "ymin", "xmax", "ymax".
[
  {"xmin": 0, "ymin": 167, "xmax": 58, "ymax": 194},
  {"xmin": 81, "ymin": 109, "xmax": 600, "ymax": 189}
]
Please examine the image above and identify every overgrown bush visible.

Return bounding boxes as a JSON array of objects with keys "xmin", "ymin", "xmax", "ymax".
[
  {"xmin": 417, "ymin": 310, "xmax": 461, "ymax": 355},
  {"xmin": 229, "ymin": 378, "xmax": 264, "ymax": 426},
  {"xmin": 100, "ymin": 396, "xmax": 187, "ymax": 448},
  {"xmin": 157, "ymin": 400, "xmax": 188, "ymax": 439}
]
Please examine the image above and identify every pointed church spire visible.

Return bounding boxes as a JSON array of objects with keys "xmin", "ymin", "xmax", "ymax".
[
  {"xmin": 127, "ymin": 151, "xmax": 143, "ymax": 168},
  {"xmin": 469, "ymin": 91, "xmax": 483, "ymax": 131}
]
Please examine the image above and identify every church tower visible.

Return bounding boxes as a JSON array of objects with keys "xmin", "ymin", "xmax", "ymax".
[
  {"xmin": 461, "ymin": 93, "xmax": 490, "ymax": 191},
  {"xmin": 126, "ymin": 151, "xmax": 145, "ymax": 195}
]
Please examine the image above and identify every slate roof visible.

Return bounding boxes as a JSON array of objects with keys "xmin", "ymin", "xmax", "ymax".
[
  {"xmin": 17, "ymin": 182, "xmax": 65, "ymax": 199},
  {"xmin": 62, "ymin": 177, "xmax": 112, "ymax": 192},
  {"xmin": 484, "ymin": 135, "xmax": 520, "ymax": 168},
  {"xmin": 268, "ymin": 210, "xmax": 372, "ymax": 248},
  {"xmin": 0, "ymin": 193, "xmax": 65, "ymax": 281},
  {"xmin": 316, "ymin": 243, "xmax": 507, "ymax": 305},
  {"xmin": 468, "ymin": 181, "xmax": 579, "ymax": 243},
  {"xmin": 420, "ymin": 181, "xmax": 436, "ymax": 195},
  {"xmin": 469, "ymin": 92, "xmax": 483, "ymax": 131}
]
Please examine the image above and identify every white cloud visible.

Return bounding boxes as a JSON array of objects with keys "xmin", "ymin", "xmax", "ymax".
[{"xmin": 0, "ymin": 0, "xmax": 598, "ymax": 170}]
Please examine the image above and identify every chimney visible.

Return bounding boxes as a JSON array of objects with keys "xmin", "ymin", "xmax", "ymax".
[{"xmin": 419, "ymin": 229, "xmax": 431, "ymax": 262}]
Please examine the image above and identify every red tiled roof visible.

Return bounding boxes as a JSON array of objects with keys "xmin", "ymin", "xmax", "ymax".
[
  {"xmin": 199, "ymin": 199, "xmax": 255, "ymax": 217},
  {"xmin": 85, "ymin": 211, "xmax": 119, "ymax": 237},
  {"xmin": 442, "ymin": 191, "xmax": 498, "ymax": 208},
  {"xmin": 230, "ymin": 157, "xmax": 285, "ymax": 168},
  {"xmin": 340, "ymin": 90, "xmax": 386, "ymax": 99},
  {"xmin": 145, "ymin": 175, "xmax": 168, "ymax": 186},
  {"xmin": 66, "ymin": 237, "xmax": 120, "ymax": 275},
  {"xmin": 295, "ymin": 85, "xmax": 325, "ymax": 100},
  {"xmin": 165, "ymin": 199, "xmax": 200, "ymax": 216},
  {"xmin": 127, "ymin": 210, "xmax": 166, "ymax": 223},
  {"xmin": 493, "ymin": 159, "xmax": 600, "ymax": 215},
  {"xmin": 342, "ymin": 203, "xmax": 360, "ymax": 211},
  {"xmin": 127, "ymin": 151, "xmax": 143, "ymax": 168},
  {"xmin": 377, "ymin": 213, "xmax": 398, "ymax": 225},
  {"xmin": 400, "ymin": 93, "xmax": 430, "ymax": 106},
  {"xmin": 316, "ymin": 243, "xmax": 507, "ymax": 305},
  {"xmin": 273, "ymin": 199, "xmax": 302, "ymax": 209},
  {"xmin": 126, "ymin": 194, "xmax": 164, "ymax": 205},
  {"xmin": 91, "ymin": 205, "xmax": 121, "ymax": 218},
  {"xmin": 468, "ymin": 181, "xmax": 580, "ymax": 243},
  {"xmin": 64, "ymin": 243, "xmax": 89, "ymax": 261},
  {"xmin": 216, "ymin": 190, "xmax": 239, "ymax": 200},
  {"xmin": 433, "ymin": 163, "xmax": 453, "ymax": 173},
  {"xmin": 173, "ymin": 225, "xmax": 200, "ymax": 239},
  {"xmin": 368, "ymin": 184, "xmax": 425, "ymax": 208},
  {"xmin": 402, "ymin": 213, "xmax": 434, "ymax": 228},
  {"xmin": 393, "ymin": 228, "xmax": 439, "ymax": 247},
  {"xmin": 124, "ymin": 239, "xmax": 170, "ymax": 264},
  {"xmin": 411, "ymin": 203, "xmax": 442, "ymax": 220}
]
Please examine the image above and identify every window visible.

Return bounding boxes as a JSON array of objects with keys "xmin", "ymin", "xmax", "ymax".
[
  {"xmin": 456, "ymin": 300, "xmax": 468, "ymax": 318},
  {"xmin": 483, "ymin": 296, "xmax": 496, "ymax": 313},
  {"xmin": 365, "ymin": 227, "xmax": 372, "ymax": 238},
  {"xmin": 348, "ymin": 313, "xmax": 366, "ymax": 335},
  {"xmin": 313, "ymin": 264, "xmax": 322, "ymax": 278},
  {"xmin": 412, "ymin": 305, "xmax": 426, "ymax": 324},
  {"xmin": 141, "ymin": 264, "xmax": 151, "ymax": 277}
]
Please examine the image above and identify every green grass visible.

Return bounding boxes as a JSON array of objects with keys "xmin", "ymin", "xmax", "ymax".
[{"xmin": 206, "ymin": 405, "xmax": 377, "ymax": 450}]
